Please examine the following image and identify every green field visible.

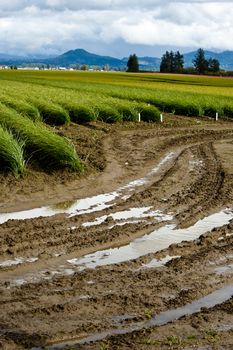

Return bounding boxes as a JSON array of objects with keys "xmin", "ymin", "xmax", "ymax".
[{"xmin": 0, "ymin": 70, "xmax": 232, "ymax": 176}]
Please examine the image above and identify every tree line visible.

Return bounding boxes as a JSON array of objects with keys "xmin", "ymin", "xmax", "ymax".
[
  {"xmin": 160, "ymin": 48, "xmax": 220, "ymax": 74},
  {"xmin": 126, "ymin": 48, "xmax": 221, "ymax": 74}
]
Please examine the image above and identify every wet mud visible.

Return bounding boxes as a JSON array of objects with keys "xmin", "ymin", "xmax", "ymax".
[{"xmin": 1, "ymin": 117, "xmax": 233, "ymax": 349}]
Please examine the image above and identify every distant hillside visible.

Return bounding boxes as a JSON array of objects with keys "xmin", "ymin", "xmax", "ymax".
[
  {"xmin": 0, "ymin": 48, "xmax": 232, "ymax": 70},
  {"xmin": 44, "ymin": 49, "xmax": 125, "ymax": 68}
]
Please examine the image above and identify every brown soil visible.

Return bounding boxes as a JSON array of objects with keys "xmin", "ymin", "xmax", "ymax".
[{"xmin": 0, "ymin": 115, "xmax": 233, "ymax": 349}]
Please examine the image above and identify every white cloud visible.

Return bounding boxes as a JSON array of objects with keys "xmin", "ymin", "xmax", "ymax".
[{"xmin": 0, "ymin": 1, "xmax": 232, "ymax": 56}]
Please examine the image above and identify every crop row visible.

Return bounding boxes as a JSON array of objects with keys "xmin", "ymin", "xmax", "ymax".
[
  {"xmin": 0, "ymin": 103, "xmax": 82, "ymax": 176},
  {"xmin": 2, "ymin": 74, "xmax": 232, "ymax": 121},
  {"xmin": 0, "ymin": 83, "xmax": 161, "ymax": 125}
]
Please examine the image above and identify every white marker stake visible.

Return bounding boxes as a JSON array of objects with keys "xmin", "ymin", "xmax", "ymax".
[
  {"xmin": 138, "ymin": 113, "xmax": 141, "ymax": 122},
  {"xmin": 160, "ymin": 114, "xmax": 163, "ymax": 123},
  {"xmin": 216, "ymin": 112, "xmax": 218, "ymax": 121}
]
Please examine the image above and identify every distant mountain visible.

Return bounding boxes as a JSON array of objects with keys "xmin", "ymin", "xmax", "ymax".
[
  {"xmin": 44, "ymin": 49, "xmax": 125, "ymax": 68},
  {"xmin": 0, "ymin": 48, "xmax": 232, "ymax": 70}
]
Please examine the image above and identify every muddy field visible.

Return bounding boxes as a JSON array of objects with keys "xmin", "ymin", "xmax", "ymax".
[{"xmin": 0, "ymin": 116, "xmax": 233, "ymax": 350}]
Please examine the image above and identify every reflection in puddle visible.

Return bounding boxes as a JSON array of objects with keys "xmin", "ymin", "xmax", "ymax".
[
  {"xmin": 215, "ymin": 264, "xmax": 233, "ymax": 275},
  {"xmin": 112, "ymin": 314, "xmax": 137, "ymax": 325},
  {"xmin": 82, "ymin": 207, "xmax": 173, "ymax": 227},
  {"xmin": 0, "ymin": 257, "xmax": 38, "ymax": 268},
  {"xmin": 141, "ymin": 255, "xmax": 180, "ymax": 269},
  {"xmin": 0, "ymin": 152, "xmax": 176, "ymax": 225},
  {"xmin": 215, "ymin": 323, "xmax": 233, "ymax": 332},
  {"xmin": 5, "ymin": 209, "xmax": 233, "ymax": 287},
  {"xmin": 41, "ymin": 284, "xmax": 233, "ymax": 349},
  {"xmin": 68, "ymin": 209, "xmax": 233, "ymax": 270}
]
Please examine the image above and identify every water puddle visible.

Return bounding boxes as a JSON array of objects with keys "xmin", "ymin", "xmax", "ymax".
[
  {"xmin": 0, "ymin": 192, "xmax": 118, "ymax": 225},
  {"xmin": 82, "ymin": 207, "xmax": 173, "ymax": 228},
  {"xmin": 112, "ymin": 314, "xmax": 137, "ymax": 325},
  {"xmin": 5, "ymin": 208, "xmax": 233, "ymax": 287},
  {"xmin": 215, "ymin": 264, "xmax": 233, "ymax": 275},
  {"xmin": 38, "ymin": 284, "xmax": 233, "ymax": 349},
  {"xmin": 9, "ymin": 267, "xmax": 76, "ymax": 288},
  {"xmin": 215, "ymin": 323, "xmax": 233, "ymax": 332},
  {"xmin": 0, "ymin": 257, "xmax": 38, "ymax": 268},
  {"xmin": 141, "ymin": 255, "xmax": 180, "ymax": 269},
  {"xmin": 68, "ymin": 209, "xmax": 233, "ymax": 270},
  {"xmin": 0, "ymin": 152, "xmax": 176, "ymax": 225}
]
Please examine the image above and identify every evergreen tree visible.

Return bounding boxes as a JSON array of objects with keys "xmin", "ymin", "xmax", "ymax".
[
  {"xmin": 160, "ymin": 51, "xmax": 183, "ymax": 73},
  {"xmin": 160, "ymin": 51, "xmax": 171, "ymax": 73},
  {"xmin": 193, "ymin": 48, "xmax": 209, "ymax": 74},
  {"xmin": 126, "ymin": 54, "xmax": 139, "ymax": 72},
  {"xmin": 170, "ymin": 51, "xmax": 175, "ymax": 73},
  {"xmin": 174, "ymin": 51, "xmax": 184, "ymax": 73},
  {"xmin": 208, "ymin": 58, "xmax": 220, "ymax": 73}
]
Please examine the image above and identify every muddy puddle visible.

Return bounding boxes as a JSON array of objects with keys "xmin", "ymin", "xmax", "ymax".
[
  {"xmin": 34, "ymin": 284, "xmax": 233, "ymax": 349},
  {"xmin": 4, "ymin": 208, "xmax": 233, "ymax": 287},
  {"xmin": 140, "ymin": 255, "xmax": 180, "ymax": 269},
  {"xmin": 68, "ymin": 209, "xmax": 233, "ymax": 270},
  {"xmin": 82, "ymin": 207, "xmax": 173, "ymax": 228},
  {"xmin": 0, "ymin": 257, "xmax": 38, "ymax": 268},
  {"xmin": 0, "ymin": 152, "xmax": 176, "ymax": 225}
]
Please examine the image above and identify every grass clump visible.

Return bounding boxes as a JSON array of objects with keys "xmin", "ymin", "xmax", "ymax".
[
  {"xmin": 202, "ymin": 329, "xmax": 220, "ymax": 343},
  {"xmin": 138, "ymin": 103, "xmax": 161, "ymax": 122},
  {"xmin": 0, "ymin": 94, "xmax": 41, "ymax": 121},
  {"xmin": 0, "ymin": 103, "xmax": 82, "ymax": 172},
  {"xmin": 0, "ymin": 126, "xmax": 25, "ymax": 177},
  {"xmin": 96, "ymin": 104, "xmax": 123, "ymax": 123},
  {"xmin": 28, "ymin": 98, "xmax": 70, "ymax": 125},
  {"xmin": 58, "ymin": 100, "xmax": 97, "ymax": 124}
]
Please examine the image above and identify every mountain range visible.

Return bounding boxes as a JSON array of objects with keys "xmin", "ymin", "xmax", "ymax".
[{"xmin": 0, "ymin": 48, "xmax": 233, "ymax": 70}]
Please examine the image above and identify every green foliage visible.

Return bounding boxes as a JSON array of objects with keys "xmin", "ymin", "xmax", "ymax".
[
  {"xmin": 138, "ymin": 103, "xmax": 161, "ymax": 122},
  {"xmin": 127, "ymin": 54, "xmax": 139, "ymax": 72},
  {"xmin": 144, "ymin": 308, "xmax": 154, "ymax": 319},
  {"xmin": 99, "ymin": 341, "xmax": 109, "ymax": 350},
  {"xmin": 186, "ymin": 333, "xmax": 197, "ymax": 340},
  {"xmin": 193, "ymin": 48, "xmax": 220, "ymax": 74},
  {"xmin": 58, "ymin": 100, "xmax": 97, "ymax": 124},
  {"xmin": 208, "ymin": 58, "xmax": 220, "ymax": 73},
  {"xmin": 193, "ymin": 48, "xmax": 209, "ymax": 74},
  {"xmin": 202, "ymin": 329, "xmax": 220, "ymax": 343},
  {"xmin": 0, "ymin": 126, "xmax": 25, "ymax": 177},
  {"xmin": 0, "ymin": 94, "xmax": 41, "ymax": 121},
  {"xmin": 160, "ymin": 51, "xmax": 184, "ymax": 73},
  {"xmin": 0, "ymin": 104, "xmax": 82, "ymax": 172},
  {"xmin": 0, "ymin": 70, "xmax": 233, "ymax": 126},
  {"xmin": 96, "ymin": 104, "xmax": 122, "ymax": 123},
  {"xmin": 164, "ymin": 335, "xmax": 181, "ymax": 346},
  {"xmin": 28, "ymin": 98, "xmax": 70, "ymax": 125}
]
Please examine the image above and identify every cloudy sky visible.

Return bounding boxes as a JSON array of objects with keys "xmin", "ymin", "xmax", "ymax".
[{"xmin": 0, "ymin": 0, "xmax": 232, "ymax": 57}]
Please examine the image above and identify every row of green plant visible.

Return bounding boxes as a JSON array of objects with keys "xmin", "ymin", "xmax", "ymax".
[
  {"xmin": 0, "ymin": 103, "xmax": 82, "ymax": 176},
  {"xmin": 59, "ymin": 80, "xmax": 233, "ymax": 118},
  {"xmin": 0, "ymin": 126, "xmax": 25, "ymax": 177},
  {"xmin": 0, "ymin": 93, "xmax": 41, "ymax": 121},
  {"xmin": 0, "ymin": 82, "xmax": 161, "ymax": 124},
  {"xmin": 2, "ymin": 72, "xmax": 232, "ymax": 120},
  {"xmin": 52, "ymin": 94, "xmax": 161, "ymax": 123}
]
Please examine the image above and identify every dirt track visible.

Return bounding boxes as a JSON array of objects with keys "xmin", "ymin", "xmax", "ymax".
[{"xmin": 0, "ymin": 116, "xmax": 233, "ymax": 349}]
